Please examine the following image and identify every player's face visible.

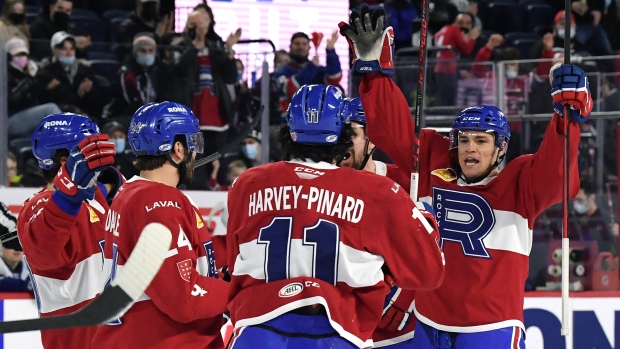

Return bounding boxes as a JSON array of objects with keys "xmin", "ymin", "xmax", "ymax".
[
  {"xmin": 340, "ymin": 122, "xmax": 374, "ymax": 170},
  {"xmin": 457, "ymin": 131, "xmax": 501, "ymax": 179}
]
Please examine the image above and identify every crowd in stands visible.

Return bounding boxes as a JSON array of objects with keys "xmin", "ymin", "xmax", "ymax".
[{"xmin": 3, "ymin": 0, "xmax": 617, "ymax": 190}]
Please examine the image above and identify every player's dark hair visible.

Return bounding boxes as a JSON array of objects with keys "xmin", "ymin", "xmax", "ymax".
[
  {"xmin": 41, "ymin": 149, "xmax": 69, "ymax": 183},
  {"xmin": 134, "ymin": 135, "xmax": 188, "ymax": 171},
  {"xmin": 277, "ymin": 123, "xmax": 355, "ymax": 163}
]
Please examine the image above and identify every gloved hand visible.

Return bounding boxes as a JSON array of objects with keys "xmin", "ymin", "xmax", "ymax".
[
  {"xmin": 54, "ymin": 134, "xmax": 116, "ymax": 204},
  {"xmin": 550, "ymin": 63, "xmax": 592, "ymax": 123},
  {"xmin": 97, "ymin": 167, "xmax": 125, "ymax": 204},
  {"xmin": 378, "ymin": 286, "xmax": 415, "ymax": 331},
  {"xmin": 338, "ymin": 4, "xmax": 394, "ymax": 75}
]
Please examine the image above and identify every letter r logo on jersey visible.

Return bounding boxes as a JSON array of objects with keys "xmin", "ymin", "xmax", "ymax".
[{"xmin": 432, "ymin": 188, "xmax": 495, "ymax": 258}]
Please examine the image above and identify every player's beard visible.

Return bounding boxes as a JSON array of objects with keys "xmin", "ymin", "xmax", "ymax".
[
  {"xmin": 340, "ymin": 149, "xmax": 364, "ymax": 169},
  {"xmin": 183, "ymin": 154, "xmax": 196, "ymax": 184}
]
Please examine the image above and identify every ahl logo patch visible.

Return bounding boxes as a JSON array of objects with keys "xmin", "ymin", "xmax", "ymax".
[
  {"xmin": 278, "ymin": 282, "xmax": 303, "ymax": 298},
  {"xmin": 431, "ymin": 168, "xmax": 457, "ymax": 182},
  {"xmin": 177, "ymin": 259, "xmax": 192, "ymax": 282}
]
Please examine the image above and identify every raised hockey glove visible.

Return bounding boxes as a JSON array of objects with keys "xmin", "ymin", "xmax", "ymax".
[
  {"xmin": 378, "ymin": 286, "xmax": 414, "ymax": 332},
  {"xmin": 54, "ymin": 134, "xmax": 116, "ymax": 205},
  {"xmin": 339, "ymin": 4, "xmax": 394, "ymax": 75},
  {"xmin": 550, "ymin": 63, "xmax": 592, "ymax": 123}
]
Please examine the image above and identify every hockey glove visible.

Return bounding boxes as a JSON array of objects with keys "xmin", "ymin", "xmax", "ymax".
[
  {"xmin": 339, "ymin": 4, "xmax": 394, "ymax": 75},
  {"xmin": 378, "ymin": 286, "xmax": 414, "ymax": 331},
  {"xmin": 54, "ymin": 134, "xmax": 116, "ymax": 205},
  {"xmin": 97, "ymin": 167, "xmax": 125, "ymax": 204},
  {"xmin": 550, "ymin": 63, "xmax": 592, "ymax": 123}
]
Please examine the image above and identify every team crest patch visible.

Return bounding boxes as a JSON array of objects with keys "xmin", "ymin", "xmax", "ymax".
[
  {"xmin": 431, "ymin": 168, "xmax": 457, "ymax": 182},
  {"xmin": 195, "ymin": 211, "xmax": 204, "ymax": 228},
  {"xmin": 87, "ymin": 206, "xmax": 100, "ymax": 223},
  {"xmin": 177, "ymin": 259, "xmax": 192, "ymax": 282},
  {"xmin": 278, "ymin": 282, "xmax": 303, "ymax": 298}
]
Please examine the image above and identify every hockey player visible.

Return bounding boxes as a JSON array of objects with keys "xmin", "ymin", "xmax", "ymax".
[
  {"xmin": 91, "ymin": 102, "xmax": 230, "ymax": 349},
  {"xmin": 340, "ymin": 98, "xmax": 418, "ymax": 348},
  {"xmin": 339, "ymin": 6, "xmax": 589, "ymax": 348},
  {"xmin": 225, "ymin": 84, "xmax": 445, "ymax": 349},
  {"xmin": 17, "ymin": 113, "xmax": 118, "ymax": 349}
]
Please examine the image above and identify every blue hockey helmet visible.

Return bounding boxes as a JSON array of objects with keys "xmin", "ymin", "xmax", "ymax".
[
  {"xmin": 31, "ymin": 113, "xmax": 100, "ymax": 170},
  {"xmin": 450, "ymin": 105, "xmax": 511, "ymax": 150},
  {"xmin": 342, "ymin": 97, "xmax": 365, "ymax": 125},
  {"xmin": 285, "ymin": 84, "xmax": 345, "ymax": 144},
  {"xmin": 128, "ymin": 102, "xmax": 204, "ymax": 156}
]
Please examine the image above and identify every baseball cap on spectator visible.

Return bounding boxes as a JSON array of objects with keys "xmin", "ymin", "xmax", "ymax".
[
  {"xmin": 554, "ymin": 10, "xmax": 576, "ymax": 24},
  {"xmin": 132, "ymin": 32, "xmax": 157, "ymax": 54},
  {"xmin": 5, "ymin": 38, "xmax": 29, "ymax": 56},
  {"xmin": 50, "ymin": 31, "xmax": 76, "ymax": 49},
  {"xmin": 102, "ymin": 121, "xmax": 126, "ymax": 135}
]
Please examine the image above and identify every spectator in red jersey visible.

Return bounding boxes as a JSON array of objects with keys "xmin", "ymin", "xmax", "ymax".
[{"xmin": 433, "ymin": 12, "xmax": 480, "ymax": 106}]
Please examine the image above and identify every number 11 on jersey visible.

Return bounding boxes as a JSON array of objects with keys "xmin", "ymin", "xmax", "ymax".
[{"xmin": 257, "ymin": 217, "xmax": 340, "ymax": 285}]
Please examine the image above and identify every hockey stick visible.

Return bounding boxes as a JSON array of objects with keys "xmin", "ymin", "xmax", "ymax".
[
  {"xmin": 411, "ymin": 0, "xmax": 429, "ymax": 201},
  {"xmin": 0, "ymin": 222, "xmax": 172, "ymax": 333},
  {"xmin": 561, "ymin": 1, "xmax": 572, "ymax": 336},
  {"xmin": 195, "ymin": 105, "xmax": 265, "ymax": 169}
]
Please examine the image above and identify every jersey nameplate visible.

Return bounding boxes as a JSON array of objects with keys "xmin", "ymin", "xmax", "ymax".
[{"xmin": 431, "ymin": 168, "xmax": 457, "ymax": 182}]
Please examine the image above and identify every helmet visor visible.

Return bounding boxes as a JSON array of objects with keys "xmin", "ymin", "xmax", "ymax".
[
  {"xmin": 449, "ymin": 129, "xmax": 496, "ymax": 150},
  {"xmin": 188, "ymin": 132, "xmax": 204, "ymax": 154}
]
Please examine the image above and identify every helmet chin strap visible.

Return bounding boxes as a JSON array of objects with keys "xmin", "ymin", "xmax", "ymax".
[
  {"xmin": 358, "ymin": 139, "xmax": 376, "ymax": 170},
  {"xmin": 165, "ymin": 152, "xmax": 192, "ymax": 187}
]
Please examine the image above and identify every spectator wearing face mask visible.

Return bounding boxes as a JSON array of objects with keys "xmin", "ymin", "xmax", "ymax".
[
  {"xmin": 29, "ymin": 0, "xmax": 91, "ymax": 61},
  {"xmin": 115, "ymin": 0, "xmax": 174, "ymax": 61},
  {"xmin": 0, "ymin": 0, "xmax": 29, "ymax": 43},
  {"xmin": 103, "ymin": 33, "xmax": 162, "ymax": 121},
  {"xmin": 571, "ymin": 179, "xmax": 618, "ymax": 255},
  {"xmin": 433, "ymin": 12, "xmax": 481, "ymax": 106},
  {"xmin": 35, "ymin": 31, "xmax": 106, "ymax": 120},
  {"xmin": 6, "ymin": 37, "xmax": 63, "ymax": 141},
  {"xmin": 102, "ymin": 121, "xmax": 139, "ymax": 180}
]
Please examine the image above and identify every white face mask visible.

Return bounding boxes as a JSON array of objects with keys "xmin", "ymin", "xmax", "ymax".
[
  {"xmin": 506, "ymin": 69, "xmax": 518, "ymax": 79},
  {"xmin": 557, "ymin": 28, "xmax": 576, "ymax": 40},
  {"xmin": 573, "ymin": 201, "xmax": 588, "ymax": 214}
]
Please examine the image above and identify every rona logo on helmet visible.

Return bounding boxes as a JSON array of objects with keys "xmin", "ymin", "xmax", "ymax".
[
  {"xmin": 167, "ymin": 107, "xmax": 186, "ymax": 113},
  {"xmin": 44, "ymin": 120, "xmax": 69, "ymax": 128}
]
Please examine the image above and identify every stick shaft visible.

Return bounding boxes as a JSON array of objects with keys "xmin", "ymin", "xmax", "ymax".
[
  {"xmin": 561, "ymin": 2, "xmax": 572, "ymax": 337},
  {"xmin": 412, "ymin": 0, "xmax": 428, "ymax": 201}
]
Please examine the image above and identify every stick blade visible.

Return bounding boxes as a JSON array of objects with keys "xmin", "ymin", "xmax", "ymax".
[
  {"xmin": 0, "ymin": 223, "xmax": 172, "ymax": 334},
  {"xmin": 111, "ymin": 222, "xmax": 172, "ymax": 299}
]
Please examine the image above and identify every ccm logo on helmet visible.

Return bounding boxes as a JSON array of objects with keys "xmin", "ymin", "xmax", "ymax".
[
  {"xmin": 461, "ymin": 117, "xmax": 481, "ymax": 121},
  {"xmin": 44, "ymin": 120, "xmax": 69, "ymax": 128},
  {"xmin": 167, "ymin": 107, "xmax": 186, "ymax": 113}
]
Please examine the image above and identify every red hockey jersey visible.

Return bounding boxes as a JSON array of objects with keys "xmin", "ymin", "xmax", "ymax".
[
  {"xmin": 360, "ymin": 73, "xmax": 580, "ymax": 332},
  {"xmin": 18, "ymin": 187, "xmax": 110, "ymax": 349},
  {"xmin": 91, "ymin": 177, "xmax": 230, "ymax": 349},
  {"xmin": 226, "ymin": 160, "xmax": 444, "ymax": 348}
]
